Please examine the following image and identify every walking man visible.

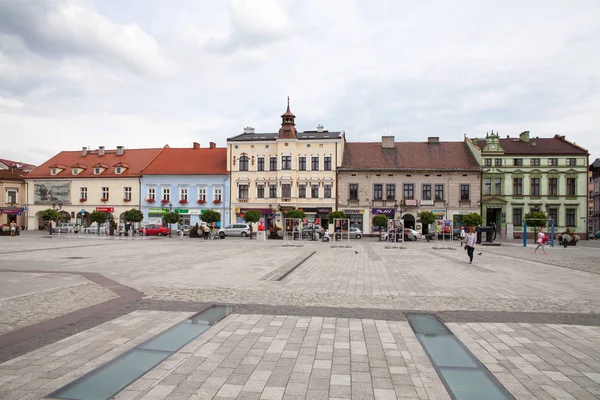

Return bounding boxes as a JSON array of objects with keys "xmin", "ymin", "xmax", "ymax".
[
  {"xmin": 465, "ymin": 226, "xmax": 477, "ymax": 264},
  {"xmin": 535, "ymin": 226, "xmax": 548, "ymax": 255},
  {"xmin": 10, "ymin": 221, "xmax": 16, "ymax": 237},
  {"xmin": 459, "ymin": 226, "xmax": 466, "ymax": 247}
]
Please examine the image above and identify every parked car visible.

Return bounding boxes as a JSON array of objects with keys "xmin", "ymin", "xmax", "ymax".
[
  {"xmin": 452, "ymin": 228, "xmax": 463, "ymax": 239},
  {"xmin": 139, "ymin": 224, "xmax": 169, "ymax": 236},
  {"xmin": 594, "ymin": 231, "xmax": 600, "ymax": 239},
  {"xmin": 56, "ymin": 223, "xmax": 80, "ymax": 233},
  {"xmin": 349, "ymin": 227, "xmax": 363, "ymax": 239},
  {"xmin": 218, "ymin": 224, "xmax": 250, "ymax": 238},
  {"xmin": 404, "ymin": 228, "xmax": 422, "ymax": 241},
  {"xmin": 302, "ymin": 224, "xmax": 325, "ymax": 235},
  {"xmin": 84, "ymin": 223, "xmax": 108, "ymax": 234},
  {"xmin": 177, "ymin": 225, "xmax": 191, "ymax": 236}
]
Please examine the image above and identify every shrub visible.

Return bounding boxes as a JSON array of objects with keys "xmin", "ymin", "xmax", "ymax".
[
  {"xmin": 462, "ymin": 213, "xmax": 483, "ymax": 228},
  {"xmin": 285, "ymin": 209, "xmax": 306, "ymax": 219},
  {"xmin": 372, "ymin": 215, "xmax": 388, "ymax": 231},
  {"xmin": 327, "ymin": 211, "xmax": 347, "ymax": 224}
]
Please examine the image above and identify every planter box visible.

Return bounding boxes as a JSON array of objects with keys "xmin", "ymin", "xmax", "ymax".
[{"xmin": 0, "ymin": 230, "xmax": 20, "ymax": 236}]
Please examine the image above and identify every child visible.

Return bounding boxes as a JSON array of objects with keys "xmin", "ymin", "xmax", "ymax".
[{"xmin": 535, "ymin": 227, "xmax": 548, "ymax": 255}]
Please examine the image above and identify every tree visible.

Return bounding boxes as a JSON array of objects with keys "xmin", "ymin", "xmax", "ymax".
[
  {"xmin": 201, "ymin": 210, "xmax": 222, "ymax": 233},
  {"xmin": 285, "ymin": 209, "xmax": 306, "ymax": 219},
  {"xmin": 243, "ymin": 210, "xmax": 261, "ymax": 239},
  {"xmin": 89, "ymin": 211, "xmax": 108, "ymax": 234},
  {"xmin": 462, "ymin": 213, "xmax": 483, "ymax": 229},
  {"xmin": 419, "ymin": 211, "xmax": 436, "ymax": 234},
  {"xmin": 372, "ymin": 215, "xmax": 388, "ymax": 232},
  {"xmin": 123, "ymin": 209, "xmax": 144, "ymax": 223},
  {"xmin": 327, "ymin": 211, "xmax": 347, "ymax": 224},
  {"xmin": 41, "ymin": 209, "xmax": 61, "ymax": 234},
  {"xmin": 525, "ymin": 211, "xmax": 548, "ymax": 244},
  {"xmin": 163, "ymin": 212, "xmax": 180, "ymax": 238}
]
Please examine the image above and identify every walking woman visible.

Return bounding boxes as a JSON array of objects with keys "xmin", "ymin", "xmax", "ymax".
[
  {"xmin": 535, "ymin": 226, "xmax": 548, "ymax": 255},
  {"xmin": 465, "ymin": 226, "xmax": 477, "ymax": 264}
]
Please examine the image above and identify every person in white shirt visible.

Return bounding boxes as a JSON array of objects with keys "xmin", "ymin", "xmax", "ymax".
[
  {"xmin": 459, "ymin": 226, "xmax": 466, "ymax": 247},
  {"xmin": 465, "ymin": 226, "xmax": 477, "ymax": 264},
  {"xmin": 535, "ymin": 226, "xmax": 548, "ymax": 255}
]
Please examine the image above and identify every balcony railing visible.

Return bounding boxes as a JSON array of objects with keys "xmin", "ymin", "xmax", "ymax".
[{"xmin": 237, "ymin": 198, "xmax": 249, "ymax": 203}]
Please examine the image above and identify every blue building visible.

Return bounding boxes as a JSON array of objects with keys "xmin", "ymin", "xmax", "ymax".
[{"xmin": 140, "ymin": 143, "xmax": 230, "ymax": 227}]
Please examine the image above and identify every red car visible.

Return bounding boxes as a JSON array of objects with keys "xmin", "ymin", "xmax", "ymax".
[{"xmin": 138, "ymin": 224, "xmax": 169, "ymax": 236}]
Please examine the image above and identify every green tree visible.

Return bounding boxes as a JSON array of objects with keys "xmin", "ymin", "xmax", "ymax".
[
  {"xmin": 372, "ymin": 214, "xmax": 388, "ymax": 232},
  {"xmin": 285, "ymin": 209, "xmax": 306, "ymax": 219},
  {"xmin": 89, "ymin": 211, "xmax": 108, "ymax": 235},
  {"xmin": 200, "ymin": 210, "xmax": 222, "ymax": 233},
  {"xmin": 418, "ymin": 211, "xmax": 436, "ymax": 234},
  {"xmin": 462, "ymin": 213, "xmax": 483, "ymax": 229},
  {"xmin": 41, "ymin": 209, "xmax": 61, "ymax": 234},
  {"xmin": 327, "ymin": 211, "xmax": 347, "ymax": 224},
  {"xmin": 525, "ymin": 211, "xmax": 548, "ymax": 244},
  {"xmin": 163, "ymin": 212, "xmax": 180, "ymax": 238},
  {"xmin": 243, "ymin": 210, "xmax": 261, "ymax": 239},
  {"xmin": 123, "ymin": 209, "xmax": 144, "ymax": 223}
]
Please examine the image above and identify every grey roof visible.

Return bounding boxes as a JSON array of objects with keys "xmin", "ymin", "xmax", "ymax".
[
  {"xmin": 228, "ymin": 131, "xmax": 343, "ymax": 142},
  {"xmin": 590, "ymin": 158, "xmax": 600, "ymax": 170}
]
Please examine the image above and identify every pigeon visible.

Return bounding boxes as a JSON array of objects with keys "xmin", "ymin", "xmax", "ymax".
[
  {"xmin": 354, "ymin": 250, "xmax": 359, "ymax": 254},
  {"xmin": 478, "ymin": 252, "xmax": 482, "ymax": 256}
]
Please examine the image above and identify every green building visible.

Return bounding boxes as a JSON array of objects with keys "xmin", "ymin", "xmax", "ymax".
[{"xmin": 466, "ymin": 131, "xmax": 590, "ymax": 239}]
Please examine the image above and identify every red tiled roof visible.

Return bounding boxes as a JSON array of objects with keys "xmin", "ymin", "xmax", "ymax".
[
  {"xmin": 341, "ymin": 141, "xmax": 480, "ymax": 171},
  {"xmin": 497, "ymin": 135, "xmax": 588, "ymax": 155},
  {"xmin": 0, "ymin": 158, "xmax": 35, "ymax": 172},
  {"xmin": 0, "ymin": 169, "xmax": 26, "ymax": 181},
  {"xmin": 26, "ymin": 148, "xmax": 163, "ymax": 179},
  {"xmin": 141, "ymin": 147, "xmax": 228, "ymax": 175}
]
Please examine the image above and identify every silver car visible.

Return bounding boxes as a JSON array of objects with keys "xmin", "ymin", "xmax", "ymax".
[
  {"xmin": 56, "ymin": 223, "xmax": 80, "ymax": 233},
  {"xmin": 218, "ymin": 224, "xmax": 250, "ymax": 238},
  {"xmin": 350, "ymin": 227, "xmax": 363, "ymax": 239}
]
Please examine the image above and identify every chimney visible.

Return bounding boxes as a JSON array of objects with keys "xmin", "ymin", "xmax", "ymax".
[
  {"xmin": 82, "ymin": 147, "xmax": 87, "ymax": 156},
  {"xmin": 519, "ymin": 131, "xmax": 530, "ymax": 143},
  {"xmin": 98, "ymin": 146, "xmax": 105, "ymax": 156},
  {"xmin": 243, "ymin": 126, "xmax": 255, "ymax": 134},
  {"xmin": 316, "ymin": 125, "xmax": 324, "ymax": 133},
  {"xmin": 209, "ymin": 142, "xmax": 216, "ymax": 149},
  {"xmin": 116, "ymin": 146, "xmax": 124, "ymax": 155},
  {"xmin": 382, "ymin": 136, "xmax": 395, "ymax": 149},
  {"xmin": 427, "ymin": 137, "xmax": 440, "ymax": 144},
  {"xmin": 193, "ymin": 142, "xmax": 200, "ymax": 149}
]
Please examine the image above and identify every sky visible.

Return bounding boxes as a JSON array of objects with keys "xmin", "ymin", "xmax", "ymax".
[{"xmin": 1, "ymin": 0, "xmax": 599, "ymax": 165}]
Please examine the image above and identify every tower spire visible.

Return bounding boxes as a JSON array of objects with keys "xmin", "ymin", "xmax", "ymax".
[
  {"xmin": 286, "ymin": 96, "xmax": 290, "ymax": 113},
  {"xmin": 278, "ymin": 97, "xmax": 297, "ymax": 139}
]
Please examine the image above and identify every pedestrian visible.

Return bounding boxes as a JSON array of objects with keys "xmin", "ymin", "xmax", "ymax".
[
  {"xmin": 465, "ymin": 226, "xmax": 477, "ymax": 264},
  {"xmin": 10, "ymin": 221, "xmax": 16, "ymax": 237},
  {"xmin": 459, "ymin": 226, "xmax": 466, "ymax": 247},
  {"xmin": 203, "ymin": 224, "xmax": 210, "ymax": 240},
  {"xmin": 535, "ymin": 226, "xmax": 548, "ymax": 255},
  {"xmin": 179, "ymin": 226, "xmax": 184, "ymax": 240}
]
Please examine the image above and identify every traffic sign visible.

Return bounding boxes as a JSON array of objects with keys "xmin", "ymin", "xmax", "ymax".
[{"xmin": 81, "ymin": 209, "xmax": 86, "ymax": 216}]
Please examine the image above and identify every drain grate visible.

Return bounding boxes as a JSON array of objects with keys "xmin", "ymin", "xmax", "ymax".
[
  {"xmin": 64, "ymin": 256, "xmax": 86, "ymax": 259},
  {"xmin": 407, "ymin": 314, "xmax": 515, "ymax": 400},
  {"xmin": 48, "ymin": 305, "xmax": 233, "ymax": 400}
]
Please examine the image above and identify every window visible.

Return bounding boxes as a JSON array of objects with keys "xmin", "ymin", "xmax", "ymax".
[
  {"xmin": 484, "ymin": 158, "xmax": 492, "ymax": 167},
  {"xmin": 590, "ymin": 207, "xmax": 594, "ymax": 217},
  {"xmin": 566, "ymin": 158, "xmax": 576, "ymax": 166},
  {"xmin": 495, "ymin": 158, "xmax": 502, "ymax": 167},
  {"xmin": 214, "ymin": 188, "xmax": 222, "ymax": 202},
  {"xmin": 116, "ymin": 167, "xmax": 122, "ymax": 174},
  {"xmin": 269, "ymin": 157, "xmax": 277, "ymax": 171},
  {"xmin": 257, "ymin": 157, "xmax": 265, "ymax": 171},
  {"xmin": 162, "ymin": 188, "xmax": 170, "ymax": 201},
  {"xmin": 324, "ymin": 156, "xmax": 332, "ymax": 171},
  {"xmin": 566, "ymin": 209, "xmax": 576, "ymax": 227},
  {"xmin": 324, "ymin": 184, "xmax": 332, "ymax": 198},
  {"xmin": 124, "ymin": 187, "xmax": 132, "ymax": 201},
  {"xmin": 513, "ymin": 159, "xmax": 523, "ymax": 166},
  {"xmin": 484, "ymin": 179, "xmax": 492, "ymax": 195},
  {"xmin": 494, "ymin": 178, "xmax": 502, "ymax": 195},
  {"xmin": 548, "ymin": 208, "xmax": 558, "ymax": 226},
  {"xmin": 238, "ymin": 185, "xmax": 249, "ymax": 199},
  {"xmin": 435, "ymin": 185, "xmax": 444, "ymax": 201},
  {"xmin": 549, "ymin": 178, "xmax": 558, "ymax": 196},
  {"xmin": 94, "ymin": 168, "xmax": 101, "ymax": 175},
  {"xmin": 299, "ymin": 157, "xmax": 306, "ymax": 171},
  {"xmin": 51, "ymin": 168, "xmax": 57, "ymax": 175},
  {"xmin": 513, "ymin": 208, "xmax": 523, "ymax": 226},
  {"xmin": 311, "ymin": 156, "xmax": 319, "ymax": 171},
  {"xmin": 548, "ymin": 158, "xmax": 558, "ymax": 166},
  {"xmin": 513, "ymin": 178, "xmax": 523, "ymax": 195},
  {"xmin": 102, "ymin": 187, "xmax": 110, "ymax": 200},
  {"xmin": 282, "ymin": 184, "xmax": 291, "ymax": 198},
  {"xmin": 531, "ymin": 178, "xmax": 540, "ymax": 196},
  {"xmin": 299, "ymin": 184, "xmax": 306, "ymax": 199},
  {"xmin": 349, "ymin": 184, "xmax": 358, "ymax": 200},
  {"xmin": 81, "ymin": 187, "xmax": 88, "ymax": 201},
  {"xmin": 404, "ymin": 184, "xmax": 414, "ymax": 200},
  {"xmin": 179, "ymin": 188, "xmax": 188, "ymax": 202},
  {"xmin": 281, "ymin": 156, "xmax": 291, "ymax": 170},
  {"xmin": 198, "ymin": 188, "xmax": 206, "ymax": 202},
  {"xmin": 311, "ymin": 184, "xmax": 319, "ymax": 198},
  {"xmin": 530, "ymin": 158, "xmax": 540, "ymax": 166},
  {"xmin": 239, "ymin": 155, "xmax": 249, "ymax": 171},
  {"xmin": 567, "ymin": 178, "xmax": 576, "ymax": 196},
  {"xmin": 422, "ymin": 184, "xmax": 431, "ymax": 201},
  {"xmin": 72, "ymin": 168, "xmax": 78, "ymax": 175},
  {"xmin": 257, "ymin": 184, "xmax": 265, "ymax": 199},
  {"xmin": 385, "ymin": 184, "xmax": 395, "ymax": 200},
  {"xmin": 6, "ymin": 189, "xmax": 17, "ymax": 204},
  {"xmin": 269, "ymin": 184, "xmax": 277, "ymax": 198},
  {"xmin": 460, "ymin": 185, "xmax": 470, "ymax": 201},
  {"xmin": 373, "ymin": 184, "xmax": 383, "ymax": 200}
]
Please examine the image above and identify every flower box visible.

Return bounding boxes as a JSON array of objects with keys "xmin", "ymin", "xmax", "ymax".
[
  {"xmin": 213, "ymin": 199, "xmax": 222, "ymax": 205},
  {"xmin": 79, "ymin": 198, "xmax": 87, "ymax": 203},
  {"xmin": 100, "ymin": 198, "xmax": 108, "ymax": 202},
  {"xmin": 123, "ymin": 198, "xmax": 131, "ymax": 202},
  {"xmin": 197, "ymin": 200, "xmax": 206, "ymax": 205},
  {"xmin": 160, "ymin": 199, "xmax": 170, "ymax": 205},
  {"xmin": 146, "ymin": 198, "xmax": 155, "ymax": 203},
  {"xmin": 179, "ymin": 200, "xmax": 188, "ymax": 205}
]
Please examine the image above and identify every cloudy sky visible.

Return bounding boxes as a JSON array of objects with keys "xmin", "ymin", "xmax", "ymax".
[{"xmin": 1, "ymin": 0, "xmax": 599, "ymax": 165}]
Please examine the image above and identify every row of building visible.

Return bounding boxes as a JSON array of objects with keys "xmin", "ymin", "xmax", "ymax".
[{"xmin": 1, "ymin": 101, "xmax": 598, "ymax": 238}]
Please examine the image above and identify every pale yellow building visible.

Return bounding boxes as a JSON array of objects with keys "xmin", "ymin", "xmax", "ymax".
[{"xmin": 227, "ymin": 100, "xmax": 345, "ymax": 229}]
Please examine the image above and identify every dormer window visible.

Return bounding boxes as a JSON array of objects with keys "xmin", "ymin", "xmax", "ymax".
[
  {"xmin": 94, "ymin": 168, "xmax": 101, "ymax": 175},
  {"xmin": 72, "ymin": 168, "xmax": 78, "ymax": 175},
  {"xmin": 116, "ymin": 167, "xmax": 122, "ymax": 174},
  {"xmin": 51, "ymin": 168, "xmax": 57, "ymax": 175}
]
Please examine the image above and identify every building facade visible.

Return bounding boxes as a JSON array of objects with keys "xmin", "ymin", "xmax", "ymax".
[
  {"xmin": 140, "ymin": 143, "xmax": 230, "ymax": 227},
  {"xmin": 25, "ymin": 146, "xmax": 162, "ymax": 230},
  {"xmin": 590, "ymin": 159, "xmax": 600, "ymax": 234},
  {"xmin": 467, "ymin": 131, "xmax": 589, "ymax": 239},
  {"xmin": 0, "ymin": 169, "xmax": 27, "ymax": 228},
  {"xmin": 338, "ymin": 136, "xmax": 481, "ymax": 234},
  {"xmin": 227, "ymin": 101, "xmax": 345, "ymax": 229}
]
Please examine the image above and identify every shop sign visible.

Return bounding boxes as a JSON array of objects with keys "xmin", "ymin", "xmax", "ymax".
[
  {"xmin": 240, "ymin": 208, "xmax": 272, "ymax": 214},
  {"xmin": 96, "ymin": 207, "xmax": 114, "ymax": 212},
  {"xmin": 343, "ymin": 209, "xmax": 364, "ymax": 214},
  {"xmin": 453, "ymin": 210, "xmax": 472, "ymax": 215},
  {"xmin": 486, "ymin": 205, "xmax": 503, "ymax": 209},
  {"xmin": 300, "ymin": 207, "xmax": 332, "ymax": 213},
  {"xmin": 0, "ymin": 208, "xmax": 23, "ymax": 215},
  {"xmin": 372, "ymin": 208, "xmax": 395, "ymax": 216},
  {"xmin": 405, "ymin": 199, "xmax": 417, "ymax": 206},
  {"xmin": 432, "ymin": 209, "xmax": 446, "ymax": 216}
]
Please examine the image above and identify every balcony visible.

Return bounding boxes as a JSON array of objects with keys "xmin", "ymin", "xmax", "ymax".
[
  {"xmin": 237, "ymin": 198, "xmax": 249, "ymax": 203},
  {"xmin": 371, "ymin": 199, "xmax": 397, "ymax": 207}
]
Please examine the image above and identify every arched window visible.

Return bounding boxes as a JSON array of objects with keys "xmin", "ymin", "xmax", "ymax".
[{"xmin": 239, "ymin": 155, "xmax": 249, "ymax": 171}]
